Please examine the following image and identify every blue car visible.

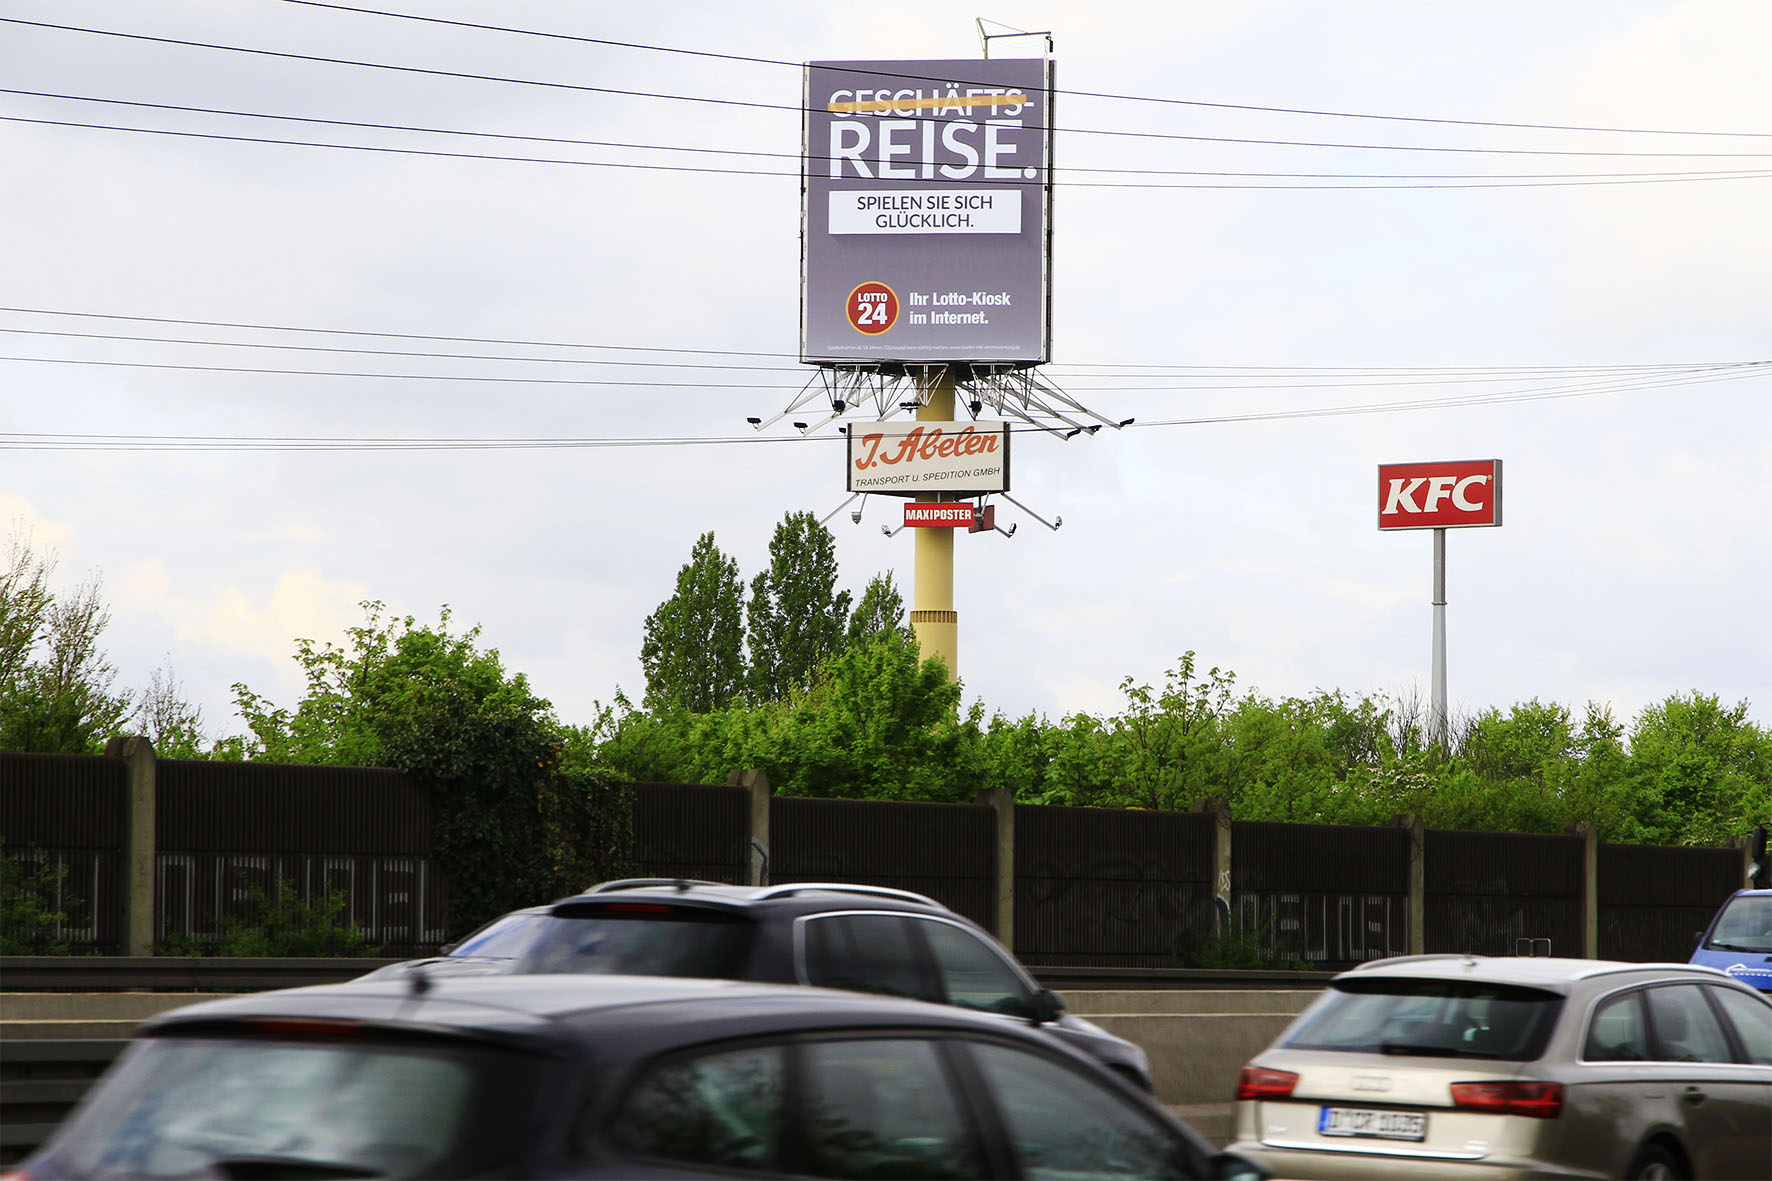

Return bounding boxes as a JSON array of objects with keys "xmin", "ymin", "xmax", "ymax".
[{"xmin": 1691, "ymin": 888, "xmax": 1772, "ymax": 993}]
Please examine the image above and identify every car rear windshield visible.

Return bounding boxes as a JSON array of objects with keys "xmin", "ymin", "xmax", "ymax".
[
  {"xmin": 49, "ymin": 1031, "xmax": 549, "ymax": 1178},
  {"xmin": 1284, "ymin": 977, "xmax": 1565, "ymax": 1061},
  {"xmin": 449, "ymin": 911, "xmax": 550, "ymax": 959},
  {"xmin": 525, "ymin": 904, "xmax": 756, "ymax": 978},
  {"xmin": 1705, "ymin": 894, "xmax": 1772, "ymax": 954}
]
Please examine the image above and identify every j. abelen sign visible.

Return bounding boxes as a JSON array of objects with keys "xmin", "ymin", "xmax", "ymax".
[
  {"xmin": 1377, "ymin": 459, "xmax": 1503, "ymax": 529},
  {"xmin": 801, "ymin": 59, "xmax": 1053, "ymax": 365},
  {"xmin": 846, "ymin": 421, "xmax": 1010, "ymax": 496}
]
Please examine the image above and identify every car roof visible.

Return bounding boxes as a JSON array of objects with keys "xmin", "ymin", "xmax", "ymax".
[
  {"xmin": 551, "ymin": 879, "xmax": 954, "ymax": 915},
  {"xmin": 141, "ymin": 973, "xmax": 1028, "ymax": 1047},
  {"xmin": 1336, "ymin": 955, "xmax": 1734, "ymax": 991}
]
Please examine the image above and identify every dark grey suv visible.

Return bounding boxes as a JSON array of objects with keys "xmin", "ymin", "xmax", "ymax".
[
  {"xmin": 23, "ymin": 974, "xmax": 1266, "ymax": 1179},
  {"xmin": 361, "ymin": 879, "xmax": 1153, "ymax": 1090}
]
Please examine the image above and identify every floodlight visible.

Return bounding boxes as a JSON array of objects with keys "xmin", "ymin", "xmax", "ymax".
[
  {"xmin": 850, "ymin": 510, "xmax": 862, "ymax": 524},
  {"xmin": 793, "ymin": 421, "xmax": 809, "ymax": 432},
  {"xmin": 1118, "ymin": 418, "xmax": 1136, "ymax": 428},
  {"xmin": 746, "ymin": 416, "xmax": 762, "ymax": 426},
  {"xmin": 832, "ymin": 399, "xmax": 847, "ymax": 412}
]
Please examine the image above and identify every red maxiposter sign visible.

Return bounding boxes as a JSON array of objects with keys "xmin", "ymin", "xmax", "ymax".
[
  {"xmin": 904, "ymin": 502, "xmax": 977, "ymax": 528},
  {"xmin": 1377, "ymin": 459, "xmax": 1503, "ymax": 529}
]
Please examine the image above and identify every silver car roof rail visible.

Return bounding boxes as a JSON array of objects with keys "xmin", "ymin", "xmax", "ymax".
[
  {"xmin": 751, "ymin": 882, "xmax": 949, "ymax": 910},
  {"xmin": 585, "ymin": 878, "xmax": 731, "ymax": 894}
]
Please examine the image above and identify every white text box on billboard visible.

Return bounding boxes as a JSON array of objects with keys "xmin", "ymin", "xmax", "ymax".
[
  {"xmin": 846, "ymin": 421, "xmax": 1010, "ymax": 496},
  {"xmin": 828, "ymin": 190, "xmax": 1022, "ymax": 235}
]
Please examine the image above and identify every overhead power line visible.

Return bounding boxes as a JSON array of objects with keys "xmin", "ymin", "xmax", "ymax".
[
  {"xmin": 1, "ymin": 307, "xmax": 1762, "ymax": 382},
  {"xmin": 5, "ymin": 17, "xmax": 1771, "ymax": 160},
  {"xmin": 6, "ymin": 92, "xmax": 1770, "ymax": 188},
  {"xmin": 274, "ymin": 0, "xmax": 1772, "ymax": 141},
  {"xmin": 3, "ymin": 364, "xmax": 1765, "ymax": 453}
]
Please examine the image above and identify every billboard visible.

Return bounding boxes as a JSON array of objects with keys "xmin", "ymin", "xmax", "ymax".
[
  {"xmin": 846, "ymin": 421, "xmax": 1010, "ymax": 496},
  {"xmin": 1377, "ymin": 459, "xmax": 1503, "ymax": 529},
  {"xmin": 802, "ymin": 58, "xmax": 1053, "ymax": 365}
]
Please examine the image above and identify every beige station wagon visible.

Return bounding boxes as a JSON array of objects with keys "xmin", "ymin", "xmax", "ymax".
[{"xmin": 1227, "ymin": 955, "xmax": 1771, "ymax": 1180}]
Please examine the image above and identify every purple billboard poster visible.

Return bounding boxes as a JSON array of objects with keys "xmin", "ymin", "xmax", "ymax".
[{"xmin": 801, "ymin": 58, "xmax": 1054, "ymax": 366}]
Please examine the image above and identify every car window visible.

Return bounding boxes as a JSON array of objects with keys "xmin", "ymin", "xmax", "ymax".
[
  {"xmin": 968, "ymin": 1041, "xmax": 1199, "ymax": 1181},
  {"xmin": 1283, "ymin": 979, "xmax": 1563, "ymax": 1061},
  {"xmin": 524, "ymin": 909, "xmax": 755, "ymax": 977},
  {"xmin": 918, "ymin": 919, "xmax": 1035, "ymax": 1018},
  {"xmin": 609, "ymin": 1044, "xmax": 783, "ymax": 1172},
  {"xmin": 450, "ymin": 911, "xmax": 548, "ymax": 959},
  {"xmin": 803, "ymin": 914, "xmax": 935, "ymax": 1001},
  {"xmin": 1584, "ymin": 991, "xmax": 1650, "ymax": 1061},
  {"xmin": 1706, "ymin": 894, "xmax": 1772, "ymax": 953},
  {"xmin": 1705, "ymin": 986, "xmax": 1772, "ymax": 1066},
  {"xmin": 1645, "ymin": 985, "xmax": 1736, "ymax": 1063},
  {"xmin": 52, "ymin": 1033, "xmax": 544, "ymax": 1179},
  {"xmin": 800, "ymin": 1037, "xmax": 980, "ymax": 1180}
]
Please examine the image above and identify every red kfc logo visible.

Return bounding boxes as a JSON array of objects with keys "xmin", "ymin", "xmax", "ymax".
[{"xmin": 1378, "ymin": 460, "xmax": 1502, "ymax": 529}]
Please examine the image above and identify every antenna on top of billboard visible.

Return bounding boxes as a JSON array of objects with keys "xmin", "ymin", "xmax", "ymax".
[
  {"xmin": 976, "ymin": 20, "xmax": 1053, "ymax": 59},
  {"xmin": 748, "ymin": 50, "xmax": 1127, "ymax": 682}
]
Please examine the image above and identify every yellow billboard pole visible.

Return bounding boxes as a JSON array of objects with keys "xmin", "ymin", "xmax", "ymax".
[{"xmin": 910, "ymin": 367, "xmax": 959, "ymax": 679}]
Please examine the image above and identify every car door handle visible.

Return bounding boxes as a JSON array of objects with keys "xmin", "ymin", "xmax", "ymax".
[{"xmin": 1680, "ymin": 1086, "xmax": 1707, "ymax": 1106}]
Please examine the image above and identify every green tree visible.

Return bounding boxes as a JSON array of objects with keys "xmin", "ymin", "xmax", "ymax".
[
  {"xmin": 137, "ymin": 659, "xmax": 208, "ymax": 759},
  {"xmin": 0, "ymin": 528, "xmax": 131, "ymax": 753},
  {"xmin": 846, "ymin": 570, "xmax": 909, "ymax": 645},
  {"xmin": 234, "ymin": 602, "xmax": 632, "ymax": 935},
  {"xmin": 747, "ymin": 512, "xmax": 852, "ymax": 702},
  {"xmin": 641, "ymin": 532, "xmax": 746, "ymax": 713},
  {"xmin": 1625, "ymin": 692, "xmax": 1772, "ymax": 845}
]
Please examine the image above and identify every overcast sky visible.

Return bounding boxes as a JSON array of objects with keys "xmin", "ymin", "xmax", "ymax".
[{"xmin": 3, "ymin": 0, "xmax": 1768, "ymax": 750}]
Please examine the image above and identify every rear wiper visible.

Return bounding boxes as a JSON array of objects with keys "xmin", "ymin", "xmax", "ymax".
[{"xmin": 208, "ymin": 1155, "xmax": 385, "ymax": 1180}]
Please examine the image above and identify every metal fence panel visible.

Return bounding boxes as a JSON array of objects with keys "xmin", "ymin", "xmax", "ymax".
[
  {"xmin": 1, "ymin": 752, "xmax": 128, "ymax": 952},
  {"xmin": 1232, "ymin": 819, "xmax": 1410, "ymax": 967},
  {"xmin": 1599, "ymin": 843, "xmax": 1744, "ymax": 962},
  {"xmin": 156, "ymin": 760, "xmax": 431, "ymax": 854},
  {"xmin": 630, "ymin": 782, "xmax": 751, "ymax": 884},
  {"xmin": 770, "ymin": 796, "xmax": 995, "ymax": 930},
  {"xmin": 1014, "ymin": 805, "xmax": 1216, "ymax": 967},
  {"xmin": 1425, "ymin": 830, "xmax": 1583, "ymax": 956}
]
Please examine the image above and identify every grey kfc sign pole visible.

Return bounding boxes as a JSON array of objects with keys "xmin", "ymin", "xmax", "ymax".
[{"xmin": 801, "ymin": 59, "xmax": 1053, "ymax": 365}]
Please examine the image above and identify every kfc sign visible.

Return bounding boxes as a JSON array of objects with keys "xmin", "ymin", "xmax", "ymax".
[{"xmin": 1377, "ymin": 459, "xmax": 1502, "ymax": 530}]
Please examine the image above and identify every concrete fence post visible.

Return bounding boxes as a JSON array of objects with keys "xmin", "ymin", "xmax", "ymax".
[
  {"xmin": 726, "ymin": 769, "xmax": 771, "ymax": 885},
  {"xmin": 1568, "ymin": 821, "xmax": 1598, "ymax": 958},
  {"xmin": 104, "ymin": 735, "xmax": 156, "ymax": 956},
  {"xmin": 1193, "ymin": 797, "xmax": 1232, "ymax": 931},
  {"xmin": 973, "ymin": 788, "xmax": 1015, "ymax": 949},
  {"xmin": 1392, "ymin": 813, "xmax": 1426, "ymax": 956}
]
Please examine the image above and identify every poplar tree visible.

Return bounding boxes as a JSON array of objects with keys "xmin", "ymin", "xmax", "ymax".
[
  {"xmin": 746, "ymin": 512, "xmax": 851, "ymax": 702},
  {"xmin": 641, "ymin": 532, "xmax": 746, "ymax": 712}
]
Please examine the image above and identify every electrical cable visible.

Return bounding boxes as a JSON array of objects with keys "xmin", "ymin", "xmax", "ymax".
[
  {"xmin": 9, "ymin": 114, "xmax": 1770, "ymax": 190},
  {"xmin": 3, "ymin": 364, "xmax": 1763, "ymax": 452},
  {"xmin": 11, "ymin": 89, "xmax": 1771, "ymax": 183},
  {"xmin": 5, "ymin": 17, "xmax": 1771, "ymax": 160},
  {"xmin": 274, "ymin": 1, "xmax": 1772, "ymax": 141}
]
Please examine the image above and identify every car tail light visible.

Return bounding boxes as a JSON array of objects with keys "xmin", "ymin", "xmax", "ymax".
[
  {"xmin": 1449, "ymin": 1081, "xmax": 1564, "ymax": 1118},
  {"xmin": 1237, "ymin": 1065, "xmax": 1299, "ymax": 1100}
]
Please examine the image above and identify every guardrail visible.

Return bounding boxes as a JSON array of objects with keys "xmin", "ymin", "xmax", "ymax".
[{"xmin": 0, "ymin": 956, "xmax": 1332, "ymax": 993}]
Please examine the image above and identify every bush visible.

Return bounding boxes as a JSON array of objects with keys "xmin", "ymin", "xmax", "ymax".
[
  {"xmin": 156, "ymin": 878, "xmax": 374, "ymax": 957},
  {"xmin": 0, "ymin": 846, "xmax": 74, "ymax": 954}
]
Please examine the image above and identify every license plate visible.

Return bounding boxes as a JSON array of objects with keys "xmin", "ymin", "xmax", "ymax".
[{"xmin": 1319, "ymin": 1107, "xmax": 1427, "ymax": 1141}]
